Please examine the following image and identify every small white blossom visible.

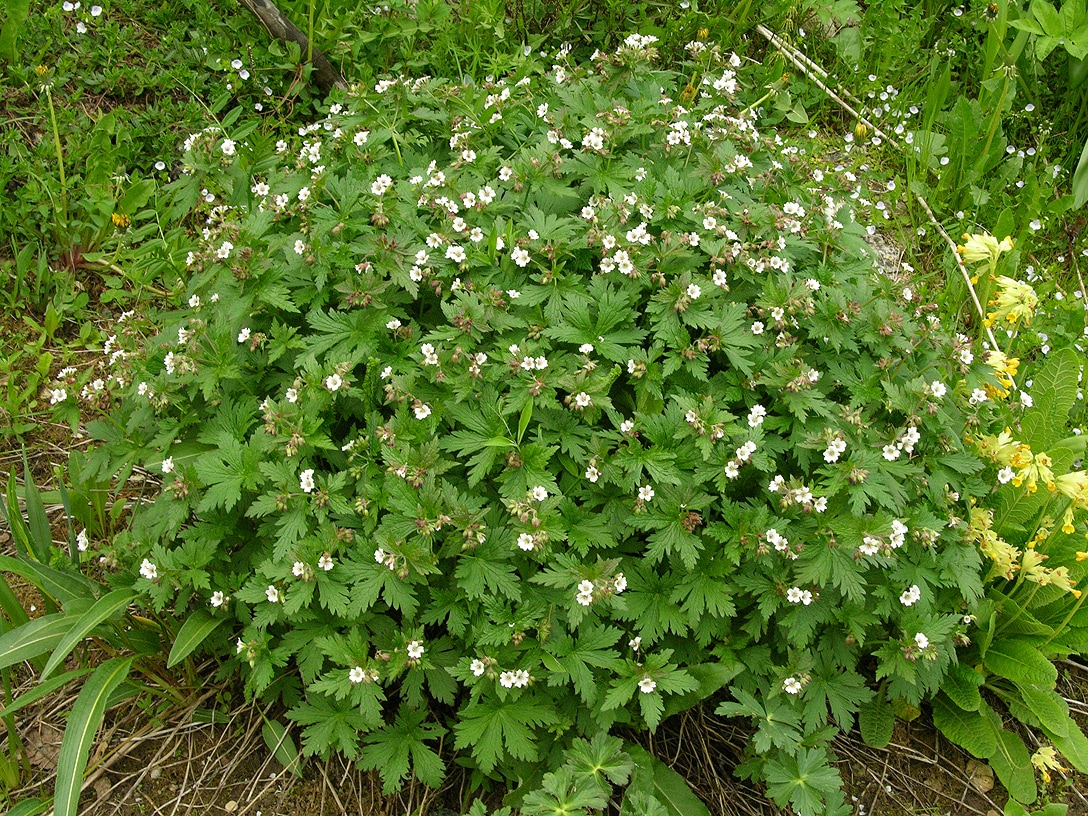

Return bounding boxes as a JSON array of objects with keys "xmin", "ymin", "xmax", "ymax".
[
  {"xmin": 900, "ymin": 585, "xmax": 921, "ymax": 606},
  {"xmin": 265, "ymin": 585, "xmax": 280, "ymax": 603},
  {"xmin": 470, "ymin": 659, "xmax": 487, "ymax": 677},
  {"xmin": 161, "ymin": 457, "xmax": 175, "ymax": 474},
  {"xmin": 638, "ymin": 676, "xmax": 658, "ymax": 694},
  {"xmin": 406, "ymin": 640, "xmax": 425, "ymax": 660},
  {"xmin": 299, "ymin": 469, "xmax": 316, "ymax": 493},
  {"xmin": 532, "ymin": 486, "xmax": 548, "ymax": 502},
  {"xmin": 210, "ymin": 590, "xmax": 227, "ymax": 608},
  {"xmin": 414, "ymin": 403, "xmax": 432, "ymax": 420},
  {"xmin": 349, "ymin": 666, "xmax": 366, "ymax": 684},
  {"xmin": 517, "ymin": 533, "xmax": 536, "ymax": 551},
  {"xmin": 914, "ymin": 632, "xmax": 930, "ymax": 649},
  {"xmin": 139, "ymin": 559, "xmax": 158, "ymax": 581},
  {"xmin": 638, "ymin": 485, "xmax": 655, "ymax": 502}
]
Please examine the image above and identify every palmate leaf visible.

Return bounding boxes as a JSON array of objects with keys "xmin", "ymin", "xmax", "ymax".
[
  {"xmin": 563, "ymin": 731, "xmax": 633, "ymax": 787},
  {"xmin": 287, "ymin": 694, "xmax": 373, "ymax": 759},
  {"xmin": 764, "ymin": 748, "xmax": 844, "ymax": 816},
  {"xmin": 453, "ymin": 696, "xmax": 558, "ymax": 774},
  {"xmin": 358, "ymin": 709, "xmax": 446, "ymax": 793},
  {"xmin": 544, "ymin": 625, "xmax": 622, "ymax": 705},
  {"xmin": 520, "ymin": 765, "xmax": 609, "ymax": 816}
]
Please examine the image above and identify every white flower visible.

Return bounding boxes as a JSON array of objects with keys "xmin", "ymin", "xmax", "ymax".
[
  {"xmin": 49, "ymin": 388, "xmax": 67, "ymax": 404},
  {"xmin": 747, "ymin": 405, "xmax": 766, "ymax": 427},
  {"xmin": 470, "ymin": 659, "xmax": 487, "ymax": 677},
  {"xmin": 823, "ymin": 438, "xmax": 846, "ymax": 463},
  {"xmin": 959, "ymin": 349, "xmax": 974, "ymax": 366},
  {"xmin": 349, "ymin": 666, "xmax": 365, "ymax": 684},
  {"xmin": 783, "ymin": 676, "xmax": 802, "ymax": 694},
  {"xmin": 686, "ymin": 283, "xmax": 702, "ymax": 300},
  {"xmin": 585, "ymin": 465, "xmax": 600, "ymax": 483},
  {"xmin": 512, "ymin": 669, "xmax": 530, "ymax": 688},
  {"xmin": 751, "ymin": 321, "xmax": 765, "ymax": 335},
  {"xmin": 407, "ymin": 640, "xmax": 425, "ymax": 660},
  {"xmin": 297, "ymin": 186, "xmax": 311, "ymax": 202},
  {"xmin": 161, "ymin": 457, "xmax": 175, "ymax": 474},
  {"xmin": 90, "ymin": 4, "xmax": 102, "ymax": 14},
  {"xmin": 614, "ymin": 573, "xmax": 627, "ymax": 592},
  {"xmin": 532, "ymin": 486, "xmax": 548, "ymax": 502},
  {"xmin": 236, "ymin": 327, "xmax": 251, "ymax": 344},
  {"xmin": 325, "ymin": 373, "xmax": 343, "ymax": 392},
  {"xmin": 353, "ymin": 130, "xmax": 370, "ymax": 145},
  {"xmin": 638, "ymin": 485, "xmax": 655, "ymax": 502},
  {"xmin": 882, "ymin": 444, "xmax": 901, "ymax": 461},
  {"xmin": 511, "ymin": 247, "xmax": 531, "ymax": 267},
  {"xmin": 638, "ymin": 676, "xmax": 658, "ymax": 694},
  {"xmin": 317, "ymin": 553, "xmax": 334, "ymax": 571},
  {"xmin": 620, "ymin": 419, "xmax": 634, "ymax": 433},
  {"xmin": 900, "ymin": 585, "xmax": 921, "ymax": 606},
  {"xmin": 76, "ymin": 529, "xmax": 89, "ymax": 552},
  {"xmin": 299, "ymin": 469, "xmax": 316, "ymax": 493},
  {"xmin": 914, "ymin": 632, "xmax": 930, "ymax": 649},
  {"xmin": 446, "ymin": 245, "xmax": 466, "ymax": 263},
  {"xmin": 997, "ymin": 466, "xmax": 1015, "ymax": 484},
  {"xmin": 220, "ymin": 139, "xmax": 236, "ymax": 156},
  {"xmin": 139, "ymin": 559, "xmax": 158, "ymax": 581},
  {"xmin": 265, "ymin": 585, "xmax": 280, "ymax": 603},
  {"xmin": 930, "ymin": 380, "xmax": 946, "ymax": 398},
  {"xmin": 578, "ymin": 343, "xmax": 594, "ymax": 354},
  {"xmin": 216, "ymin": 241, "xmax": 233, "ymax": 259},
  {"xmin": 969, "ymin": 388, "xmax": 988, "ymax": 405},
  {"xmin": 292, "ymin": 561, "xmax": 307, "ymax": 578},
  {"xmin": 414, "ymin": 403, "xmax": 432, "ymax": 420},
  {"xmin": 371, "ymin": 174, "xmax": 393, "ymax": 196},
  {"xmin": 574, "ymin": 391, "xmax": 592, "ymax": 408},
  {"xmin": 786, "ymin": 587, "xmax": 803, "ymax": 603},
  {"xmin": 210, "ymin": 591, "xmax": 227, "ymax": 608},
  {"xmin": 75, "ymin": 20, "xmax": 87, "ymax": 33},
  {"xmin": 285, "ymin": 387, "xmax": 299, "ymax": 404},
  {"xmin": 499, "ymin": 671, "xmax": 516, "ymax": 688},
  {"xmin": 517, "ymin": 533, "xmax": 536, "ymax": 551}
]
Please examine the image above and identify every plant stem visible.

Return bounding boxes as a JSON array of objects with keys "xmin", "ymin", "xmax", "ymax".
[{"xmin": 43, "ymin": 85, "xmax": 69, "ymax": 233}]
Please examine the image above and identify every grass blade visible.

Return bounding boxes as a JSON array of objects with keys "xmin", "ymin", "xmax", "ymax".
[
  {"xmin": 0, "ymin": 666, "xmax": 92, "ymax": 719},
  {"xmin": 0, "ymin": 572, "xmax": 30, "ymax": 628},
  {"xmin": 5, "ymin": 797, "xmax": 49, "ymax": 816},
  {"xmin": 41, "ymin": 588, "xmax": 135, "ymax": 681},
  {"xmin": 0, "ymin": 613, "xmax": 80, "ymax": 670},
  {"xmin": 22, "ymin": 454, "xmax": 52, "ymax": 564},
  {"xmin": 167, "ymin": 610, "xmax": 227, "ymax": 668},
  {"xmin": 0, "ymin": 553, "xmax": 98, "ymax": 606},
  {"xmin": 2, "ymin": 470, "xmax": 32, "ymax": 559},
  {"xmin": 53, "ymin": 657, "xmax": 135, "ymax": 816}
]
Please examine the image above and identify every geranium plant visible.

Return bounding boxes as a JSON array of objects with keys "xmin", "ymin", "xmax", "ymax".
[{"xmin": 52, "ymin": 34, "xmax": 1067, "ymax": 815}]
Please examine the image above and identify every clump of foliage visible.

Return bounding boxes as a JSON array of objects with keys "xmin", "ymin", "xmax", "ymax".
[{"xmin": 46, "ymin": 35, "xmax": 1086, "ymax": 814}]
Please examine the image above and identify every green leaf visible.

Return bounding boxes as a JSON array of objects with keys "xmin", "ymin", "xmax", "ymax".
[
  {"xmin": 1021, "ymin": 348, "xmax": 1080, "ymax": 450},
  {"xmin": 0, "ymin": 666, "xmax": 92, "ymax": 720},
  {"xmin": 0, "ymin": 0, "xmax": 30, "ymax": 66},
  {"xmin": 168, "ymin": 611, "xmax": 228, "ymax": 668},
  {"xmin": 989, "ymin": 727, "xmax": 1036, "ymax": 804},
  {"xmin": 262, "ymin": 718, "xmax": 303, "ymax": 778},
  {"xmin": 661, "ymin": 661, "xmax": 742, "ymax": 719},
  {"xmin": 0, "ymin": 612, "xmax": 80, "ymax": 669},
  {"xmin": 931, "ymin": 694, "xmax": 996, "ymax": 757},
  {"xmin": 1073, "ymin": 132, "xmax": 1088, "ymax": 209},
  {"xmin": 22, "ymin": 458, "xmax": 52, "ymax": 563},
  {"xmin": 764, "ymin": 747, "xmax": 844, "ymax": 816},
  {"xmin": 54, "ymin": 657, "xmax": 135, "ymax": 816},
  {"xmin": 1015, "ymin": 684, "xmax": 1069, "ymax": 737},
  {"xmin": 984, "ymin": 639, "xmax": 1058, "ymax": 687},
  {"xmin": 858, "ymin": 691, "xmax": 893, "ymax": 749},
  {"xmin": 5, "ymin": 798, "xmax": 49, "ymax": 816},
  {"xmin": 941, "ymin": 663, "xmax": 984, "ymax": 712},
  {"xmin": 358, "ymin": 710, "xmax": 446, "ymax": 793},
  {"xmin": 0, "ymin": 553, "xmax": 98, "ymax": 606},
  {"xmin": 41, "ymin": 588, "xmax": 136, "ymax": 681},
  {"xmin": 453, "ymin": 697, "xmax": 558, "ymax": 774},
  {"xmin": 625, "ymin": 745, "xmax": 711, "ymax": 816}
]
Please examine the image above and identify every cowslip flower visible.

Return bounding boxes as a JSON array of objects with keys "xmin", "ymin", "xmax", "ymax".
[{"xmin": 957, "ymin": 232, "xmax": 1013, "ymax": 268}]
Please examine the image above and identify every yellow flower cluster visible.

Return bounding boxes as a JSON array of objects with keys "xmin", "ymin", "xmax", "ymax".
[
  {"xmin": 958, "ymin": 232, "xmax": 1014, "ymax": 266},
  {"xmin": 1031, "ymin": 745, "xmax": 1066, "ymax": 783},
  {"xmin": 967, "ymin": 507, "xmax": 1019, "ymax": 580},
  {"xmin": 983, "ymin": 350, "xmax": 1018, "ymax": 398},
  {"xmin": 985, "ymin": 275, "xmax": 1038, "ymax": 327},
  {"xmin": 970, "ymin": 429, "xmax": 1054, "ymax": 494}
]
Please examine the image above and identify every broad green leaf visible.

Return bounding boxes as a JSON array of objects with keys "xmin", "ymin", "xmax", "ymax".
[
  {"xmin": 41, "ymin": 588, "xmax": 135, "ymax": 681},
  {"xmin": 1015, "ymin": 684, "xmax": 1069, "ymax": 737},
  {"xmin": 931, "ymin": 694, "xmax": 996, "ymax": 757},
  {"xmin": 0, "ymin": 666, "xmax": 92, "ymax": 719},
  {"xmin": 0, "ymin": 0, "xmax": 30, "ymax": 61},
  {"xmin": 941, "ymin": 663, "xmax": 984, "ymax": 712},
  {"xmin": 625, "ymin": 745, "xmax": 711, "ymax": 816},
  {"xmin": 54, "ymin": 657, "xmax": 135, "ymax": 816},
  {"xmin": 1020, "ymin": 348, "xmax": 1080, "ymax": 450},
  {"xmin": 262, "ymin": 718, "xmax": 303, "ymax": 778},
  {"xmin": 984, "ymin": 639, "xmax": 1058, "ymax": 687},
  {"xmin": 988, "ymin": 727, "xmax": 1036, "ymax": 804},
  {"xmin": 168, "ymin": 611, "xmax": 228, "ymax": 668},
  {"xmin": 858, "ymin": 691, "xmax": 893, "ymax": 749},
  {"xmin": 0, "ymin": 613, "xmax": 80, "ymax": 669},
  {"xmin": 0, "ymin": 553, "xmax": 98, "ymax": 606}
]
